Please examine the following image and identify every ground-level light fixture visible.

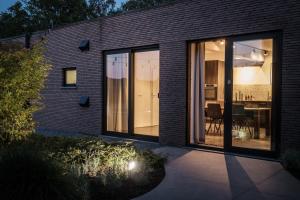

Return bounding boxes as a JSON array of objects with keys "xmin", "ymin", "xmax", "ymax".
[{"xmin": 128, "ymin": 161, "xmax": 137, "ymax": 171}]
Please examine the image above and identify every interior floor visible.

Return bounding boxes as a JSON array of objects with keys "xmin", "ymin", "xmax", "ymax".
[
  {"xmin": 197, "ymin": 123, "xmax": 271, "ymax": 150},
  {"xmin": 134, "ymin": 125, "xmax": 159, "ymax": 137}
]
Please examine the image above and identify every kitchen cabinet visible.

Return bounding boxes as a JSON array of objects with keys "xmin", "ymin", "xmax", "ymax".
[{"xmin": 205, "ymin": 60, "xmax": 225, "ymax": 100}]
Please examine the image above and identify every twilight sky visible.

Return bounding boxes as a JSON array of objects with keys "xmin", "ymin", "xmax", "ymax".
[{"xmin": 0, "ymin": 0, "xmax": 126, "ymax": 12}]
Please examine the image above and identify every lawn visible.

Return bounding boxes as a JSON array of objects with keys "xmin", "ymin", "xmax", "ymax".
[{"xmin": 0, "ymin": 134, "xmax": 165, "ymax": 200}]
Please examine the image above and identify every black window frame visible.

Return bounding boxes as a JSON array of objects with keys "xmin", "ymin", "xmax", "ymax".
[
  {"xmin": 186, "ymin": 31, "xmax": 282, "ymax": 158},
  {"xmin": 63, "ymin": 67, "xmax": 77, "ymax": 87},
  {"xmin": 103, "ymin": 44, "xmax": 160, "ymax": 142}
]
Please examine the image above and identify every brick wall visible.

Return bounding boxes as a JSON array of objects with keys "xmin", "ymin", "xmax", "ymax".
[{"xmin": 2, "ymin": 0, "xmax": 300, "ymax": 153}]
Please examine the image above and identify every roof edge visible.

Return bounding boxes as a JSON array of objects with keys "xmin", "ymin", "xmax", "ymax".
[{"xmin": 0, "ymin": 0, "xmax": 185, "ymax": 40}]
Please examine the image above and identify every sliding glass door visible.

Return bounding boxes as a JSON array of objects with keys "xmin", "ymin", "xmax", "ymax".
[
  {"xmin": 134, "ymin": 50, "xmax": 160, "ymax": 137},
  {"xmin": 230, "ymin": 38, "xmax": 273, "ymax": 151},
  {"xmin": 105, "ymin": 47, "xmax": 160, "ymax": 139},
  {"xmin": 226, "ymin": 33, "xmax": 279, "ymax": 154},
  {"xmin": 189, "ymin": 40, "xmax": 225, "ymax": 148},
  {"xmin": 189, "ymin": 32, "xmax": 279, "ymax": 155}
]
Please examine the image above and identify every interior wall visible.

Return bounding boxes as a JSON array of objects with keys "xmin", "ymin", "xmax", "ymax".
[
  {"xmin": 233, "ymin": 54, "xmax": 272, "ymax": 101},
  {"xmin": 134, "ymin": 79, "xmax": 159, "ymax": 127},
  {"xmin": 134, "ymin": 50, "xmax": 159, "ymax": 128}
]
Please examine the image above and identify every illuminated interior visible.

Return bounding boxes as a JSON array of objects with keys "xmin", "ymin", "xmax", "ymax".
[
  {"xmin": 189, "ymin": 38, "xmax": 273, "ymax": 151},
  {"xmin": 232, "ymin": 39, "xmax": 273, "ymax": 150},
  {"xmin": 189, "ymin": 40, "xmax": 225, "ymax": 147},
  {"xmin": 65, "ymin": 69, "xmax": 77, "ymax": 85},
  {"xmin": 134, "ymin": 50, "xmax": 159, "ymax": 136},
  {"xmin": 106, "ymin": 50, "xmax": 159, "ymax": 137},
  {"xmin": 106, "ymin": 53, "xmax": 129, "ymax": 133}
]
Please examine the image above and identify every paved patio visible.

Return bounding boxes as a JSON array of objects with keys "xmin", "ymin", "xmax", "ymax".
[
  {"xmin": 133, "ymin": 146, "xmax": 300, "ymax": 200},
  {"xmin": 39, "ymin": 133, "xmax": 300, "ymax": 199}
]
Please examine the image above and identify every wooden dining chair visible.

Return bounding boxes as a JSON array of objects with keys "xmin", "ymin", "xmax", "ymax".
[
  {"xmin": 232, "ymin": 104, "xmax": 254, "ymax": 137},
  {"xmin": 206, "ymin": 103, "xmax": 223, "ymax": 135}
]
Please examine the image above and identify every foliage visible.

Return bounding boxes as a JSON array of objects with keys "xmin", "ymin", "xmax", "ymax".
[
  {"xmin": 0, "ymin": 43, "xmax": 51, "ymax": 144},
  {"xmin": 4, "ymin": 135, "xmax": 166, "ymax": 199},
  {"xmin": 0, "ymin": 147, "xmax": 87, "ymax": 200},
  {"xmin": 88, "ymin": 0, "xmax": 117, "ymax": 17},
  {"xmin": 282, "ymin": 149, "xmax": 300, "ymax": 179},
  {"xmin": 24, "ymin": 0, "xmax": 89, "ymax": 32},
  {"xmin": 0, "ymin": 0, "xmax": 178, "ymax": 38},
  {"xmin": 121, "ymin": 0, "xmax": 176, "ymax": 11},
  {"xmin": 0, "ymin": 2, "xmax": 29, "ymax": 38},
  {"xmin": 0, "ymin": 0, "xmax": 116, "ymax": 38}
]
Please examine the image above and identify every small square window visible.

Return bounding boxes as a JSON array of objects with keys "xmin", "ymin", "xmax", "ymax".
[{"xmin": 63, "ymin": 68, "xmax": 77, "ymax": 87}]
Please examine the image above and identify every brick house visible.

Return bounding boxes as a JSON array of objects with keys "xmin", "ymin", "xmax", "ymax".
[{"xmin": 1, "ymin": 0, "xmax": 300, "ymax": 157}]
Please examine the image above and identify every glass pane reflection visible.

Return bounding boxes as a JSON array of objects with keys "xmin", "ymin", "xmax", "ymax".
[{"xmin": 106, "ymin": 53, "xmax": 129, "ymax": 133}]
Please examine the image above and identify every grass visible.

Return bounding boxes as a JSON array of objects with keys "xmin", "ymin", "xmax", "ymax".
[{"xmin": 0, "ymin": 134, "xmax": 166, "ymax": 200}]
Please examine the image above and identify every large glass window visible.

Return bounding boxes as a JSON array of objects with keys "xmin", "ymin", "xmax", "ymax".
[
  {"xmin": 106, "ymin": 53, "xmax": 129, "ymax": 133},
  {"xmin": 189, "ymin": 35, "xmax": 276, "ymax": 153},
  {"xmin": 189, "ymin": 40, "xmax": 225, "ymax": 148},
  {"xmin": 231, "ymin": 39, "xmax": 273, "ymax": 150},
  {"xmin": 134, "ymin": 50, "xmax": 160, "ymax": 136}
]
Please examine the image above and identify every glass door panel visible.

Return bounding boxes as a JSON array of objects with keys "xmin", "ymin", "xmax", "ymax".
[
  {"xmin": 189, "ymin": 39, "xmax": 225, "ymax": 148},
  {"xmin": 134, "ymin": 50, "xmax": 159, "ymax": 136},
  {"xmin": 106, "ymin": 53, "xmax": 129, "ymax": 133},
  {"xmin": 231, "ymin": 39, "xmax": 273, "ymax": 150}
]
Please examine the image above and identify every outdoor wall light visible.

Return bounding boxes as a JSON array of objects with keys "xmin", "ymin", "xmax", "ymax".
[
  {"xmin": 79, "ymin": 96, "xmax": 90, "ymax": 107},
  {"xmin": 79, "ymin": 40, "xmax": 90, "ymax": 51},
  {"xmin": 128, "ymin": 161, "xmax": 137, "ymax": 171}
]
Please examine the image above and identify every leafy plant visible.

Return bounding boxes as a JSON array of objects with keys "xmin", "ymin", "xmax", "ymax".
[
  {"xmin": 0, "ymin": 147, "xmax": 87, "ymax": 200},
  {"xmin": 5, "ymin": 134, "xmax": 166, "ymax": 199},
  {"xmin": 0, "ymin": 42, "xmax": 51, "ymax": 144},
  {"xmin": 121, "ymin": 0, "xmax": 176, "ymax": 11}
]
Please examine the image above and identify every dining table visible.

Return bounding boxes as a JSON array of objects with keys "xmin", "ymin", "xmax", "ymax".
[{"xmin": 205, "ymin": 104, "xmax": 271, "ymax": 139}]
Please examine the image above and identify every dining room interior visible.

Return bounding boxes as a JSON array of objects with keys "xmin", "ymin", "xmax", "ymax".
[{"xmin": 189, "ymin": 37, "xmax": 273, "ymax": 151}]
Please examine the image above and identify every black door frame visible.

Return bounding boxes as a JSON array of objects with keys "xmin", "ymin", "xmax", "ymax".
[
  {"xmin": 187, "ymin": 31, "xmax": 282, "ymax": 158},
  {"xmin": 224, "ymin": 31, "xmax": 281, "ymax": 157},
  {"xmin": 103, "ymin": 45, "xmax": 160, "ymax": 142}
]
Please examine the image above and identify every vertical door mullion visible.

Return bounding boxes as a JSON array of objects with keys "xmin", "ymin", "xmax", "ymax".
[
  {"xmin": 271, "ymin": 33, "xmax": 280, "ymax": 153},
  {"xmin": 128, "ymin": 51, "xmax": 134, "ymax": 135},
  {"xmin": 103, "ymin": 53, "xmax": 107, "ymax": 133},
  {"xmin": 224, "ymin": 38, "xmax": 233, "ymax": 151}
]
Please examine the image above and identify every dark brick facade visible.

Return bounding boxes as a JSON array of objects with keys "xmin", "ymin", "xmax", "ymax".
[{"xmin": 1, "ymin": 0, "xmax": 300, "ymax": 154}]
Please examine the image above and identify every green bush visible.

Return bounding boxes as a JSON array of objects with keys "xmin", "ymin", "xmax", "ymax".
[
  {"xmin": 4, "ymin": 135, "xmax": 166, "ymax": 199},
  {"xmin": 0, "ymin": 43, "xmax": 51, "ymax": 144},
  {"xmin": 282, "ymin": 149, "xmax": 300, "ymax": 179},
  {"xmin": 0, "ymin": 147, "xmax": 87, "ymax": 200}
]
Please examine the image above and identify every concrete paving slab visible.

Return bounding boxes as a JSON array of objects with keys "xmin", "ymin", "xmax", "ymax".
[{"xmin": 134, "ymin": 146, "xmax": 300, "ymax": 200}]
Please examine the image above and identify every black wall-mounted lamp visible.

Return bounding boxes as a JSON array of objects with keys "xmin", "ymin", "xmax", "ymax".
[
  {"xmin": 79, "ymin": 96, "xmax": 90, "ymax": 107},
  {"xmin": 79, "ymin": 40, "xmax": 89, "ymax": 51}
]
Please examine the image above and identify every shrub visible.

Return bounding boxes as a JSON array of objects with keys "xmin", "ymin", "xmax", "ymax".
[
  {"xmin": 0, "ymin": 43, "xmax": 51, "ymax": 144},
  {"xmin": 0, "ymin": 147, "xmax": 87, "ymax": 200},
  {"xmin": 282, "ymin": 149, "xmax": 300, "ymax": 179},
  {"xmin": 2, "ymin": 135, "xmax": 166, "ymax": 200}
]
